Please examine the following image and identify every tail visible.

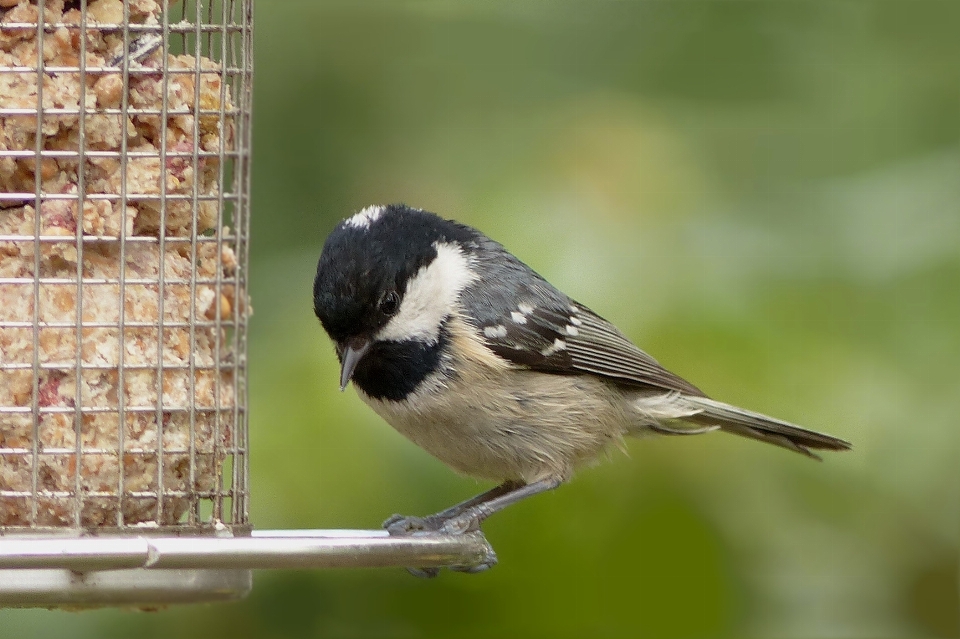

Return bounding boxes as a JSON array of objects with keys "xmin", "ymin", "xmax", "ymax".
[{"xmin": 671, "ymin": 396, "xmax": 852, "ymax": 460}]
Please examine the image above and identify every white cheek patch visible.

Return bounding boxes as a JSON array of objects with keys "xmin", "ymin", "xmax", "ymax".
[
  {"xmin": 344, "ymin": 205, "xmax": 386, "ymax": 229},
  {"xmin": 375, "ymin": 242, "xmax": 477, "ymax": 344}
]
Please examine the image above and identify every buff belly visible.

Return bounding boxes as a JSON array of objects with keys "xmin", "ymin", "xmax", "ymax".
[{"xmin": 359, "ymin": 364, "xmax": 635, "ymax": 484}]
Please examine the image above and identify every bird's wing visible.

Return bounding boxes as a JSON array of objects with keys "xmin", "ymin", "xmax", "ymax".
[
  {"xmin": 468, "ymin": 293, "xmax": 705, "ymax": 396},
  {"xmin": 457, "ymin": 242, "xmax": 704, "ymax": 396},
  {"xmin": 564, "ymin": 303, "xmax": 705, "ymax": 396}
]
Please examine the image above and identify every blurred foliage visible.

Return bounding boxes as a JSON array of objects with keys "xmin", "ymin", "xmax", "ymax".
[{"xmin": 4, "ymin": 0, "xmax": 958, "ymax": 637}]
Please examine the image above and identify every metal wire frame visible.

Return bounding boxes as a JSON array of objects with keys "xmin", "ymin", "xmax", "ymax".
[
  {"xmin": 0, "ymin": 0, "xmax": 252, "ymax": 534},
  {"xmin": 1, "ymin": 3, "xmax": 492, "ymax": 609}
]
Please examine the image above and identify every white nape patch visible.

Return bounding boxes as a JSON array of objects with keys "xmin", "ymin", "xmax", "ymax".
[
  {"xmin": 565, "ymin": 325, "xmax": 580, "ymax": 336},
  {"xmin": 569, "ymin": 316, "xmax": 583, "ymax": 326},
  {"xmin": 344, "ymin": 205, "xmax": 386, "ymax": 229},
  {"xmin": 510, "ymin": 311, "xmax": 527, "ymax": 324},
  {"xmin": 375, "ymin": 242, "xmax": 477, "ymax": 344},
  {"xmin": 540, "ymin": 338, "xmax": 567, "ymax": 356},
  {"xmin": 483, "ymin": 325, "xmax": 508, "ymax": 339},
  {"xmin": 517, "ymin": 303, "xmax": 535, "ymax": 315}
]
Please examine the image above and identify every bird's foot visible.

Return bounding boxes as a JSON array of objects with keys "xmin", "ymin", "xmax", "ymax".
[
  {"xmin": 451, "ymin": 543, "xmax": 498, "ymax": 574},
  {"xmin": 404, "ymin": 565, "xmax": 442, "ymax": 579},
  {"xmin": 383, "ymin": 509, "xmax": 484, "ymax": 536},
  {"xmin": 383, "ymin": 513, "xmax": 446, "ymax": 535},
  {"xmin": 383, "ymin": 511, "xmax": 497, "ymax": 577},
  {"xmin": 437, "ymin": 510, "xmax": 483, "ymax": 534}
]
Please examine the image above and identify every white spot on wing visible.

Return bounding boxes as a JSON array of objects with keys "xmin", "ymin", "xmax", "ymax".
[
  {"xmin": 517, "ymin": 303, "xmax": 534, "ymax": 315},
  {"xmin": 483, "ymin": 325, "xmax": 508, "ymax": 339},
  {"xmin": 344, "ymin": 205, "xmax": 385, "ymax": 229},
  {"xmin": 565, "ymin": 325, "xmax": 580, "ymax": 336},
  {"xmin": 510, "ymin": 311, "xmax": 527, "ymax": 324},
  {"xmin": 375, "ymin": 242, "xmax": 477, "ymax": 344},
  {"xmin": 540, "ymin": 338, "xmax": 567, "ymax": 356},
  {"xmin": 569, "ymin": 316, "xmax": 583, "ymax": 326}
]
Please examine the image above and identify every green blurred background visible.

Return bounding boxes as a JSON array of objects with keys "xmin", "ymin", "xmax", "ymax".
[{"xmin": 4, "ymin": 0, "xmax": 959, "ymax": 636}]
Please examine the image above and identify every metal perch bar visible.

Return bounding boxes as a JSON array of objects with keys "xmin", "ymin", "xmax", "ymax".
[{"xmin": 0, "ymin": 530, "xmax": 494, "ymax": 571}]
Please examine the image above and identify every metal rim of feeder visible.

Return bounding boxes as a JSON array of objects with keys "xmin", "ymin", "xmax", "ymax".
[{"xmin": 0, "ymin": 530, "xmax": 494, "ymax": 607}]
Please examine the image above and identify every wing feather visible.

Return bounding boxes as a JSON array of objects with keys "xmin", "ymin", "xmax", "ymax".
[
  {"xmin": 566, "ymin": 305, "xmax": 705, "ymax": 396},
  {"xmin": 458, "ymin": 244, "xmax": 704, "ymax": 395},
  {"xmin": 468, "ymin": 295, "xmax": 704, "ymax": 395}
]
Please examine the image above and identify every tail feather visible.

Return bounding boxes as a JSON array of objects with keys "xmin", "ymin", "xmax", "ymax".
[{"xmin": 680, "ymin": 396, "xmax": 852, "ymax": 460}]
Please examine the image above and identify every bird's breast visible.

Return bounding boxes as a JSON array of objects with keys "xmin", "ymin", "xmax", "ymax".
[{"xmin": 356, "ymin": 319, "xmax": 632, "ymax": 483}]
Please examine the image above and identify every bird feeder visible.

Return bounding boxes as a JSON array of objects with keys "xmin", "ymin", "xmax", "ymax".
[{"xmin": 0, "ymin": 0, "xmax": 489, "ymax": 609}]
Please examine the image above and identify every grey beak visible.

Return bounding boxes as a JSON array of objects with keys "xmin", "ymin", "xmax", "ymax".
[{"xmin": 339, "ymin": 338, "xmax": 372, "ymax": 391}]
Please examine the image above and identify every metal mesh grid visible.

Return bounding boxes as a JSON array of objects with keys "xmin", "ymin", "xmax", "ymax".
[{"xmin": 0, "ymin": 0, "xmax": 252, "ymax": 533}]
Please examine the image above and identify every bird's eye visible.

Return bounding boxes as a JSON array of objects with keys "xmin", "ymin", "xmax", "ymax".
[{"xmin": 379, "ymin": 290, "xmax": 400, "ymax": 316}]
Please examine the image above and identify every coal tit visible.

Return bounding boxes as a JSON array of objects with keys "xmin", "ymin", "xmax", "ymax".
[{"xmin": 313, "ymin": 204, "xmax": 850, "ymax": 563}]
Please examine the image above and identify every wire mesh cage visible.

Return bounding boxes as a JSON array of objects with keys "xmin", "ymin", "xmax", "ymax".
[
  {"xmin": 0, "ymin": 0, "xmax": 253, "ymax": 605},
  {"xmin": 0, "ymin": 0, "xmax": 496, "ymax": 608}
]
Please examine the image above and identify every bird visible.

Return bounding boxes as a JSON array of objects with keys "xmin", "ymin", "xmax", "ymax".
[{"xmin": 312, "ymin": 204, "xmax": 851, "ymax": 573}]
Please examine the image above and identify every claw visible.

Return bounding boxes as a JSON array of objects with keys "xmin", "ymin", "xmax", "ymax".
[
  {"xmin": 380, "ymin": 479, "xmax": 561, "ymax": 577},
  {"xmin": 451, "ymin": 543, "xmax": 498, "ymax": 573},
  {"xmin": 383, "ymin": 514, "xmax": 443, "ymax": 536},
  {"xmin": 383, "ymin": 513, "xmax": 423, "ymax": 535},
  {"xmin": 438, "ymin": 512, "xmax": 482, "ymax": 534},
  {"xmin": 384, "ymin": 512, "xmax": 496, "ymax": 577}
]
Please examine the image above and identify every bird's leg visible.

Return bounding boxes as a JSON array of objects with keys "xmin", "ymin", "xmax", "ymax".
[
  {"xmin": 383, "ymin": 480, "xmax": 522, "ymax": 535},
  {"xmin": 384, "ymin": 481, "xmax": 519, "ymax": 578},
  {"xmin": 384, "ymin": 478, "xmax": 561, "ymax": 577},
  {"xmin": 438, "ymin": 477, "xmax": 561, "ymax": 534}
]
